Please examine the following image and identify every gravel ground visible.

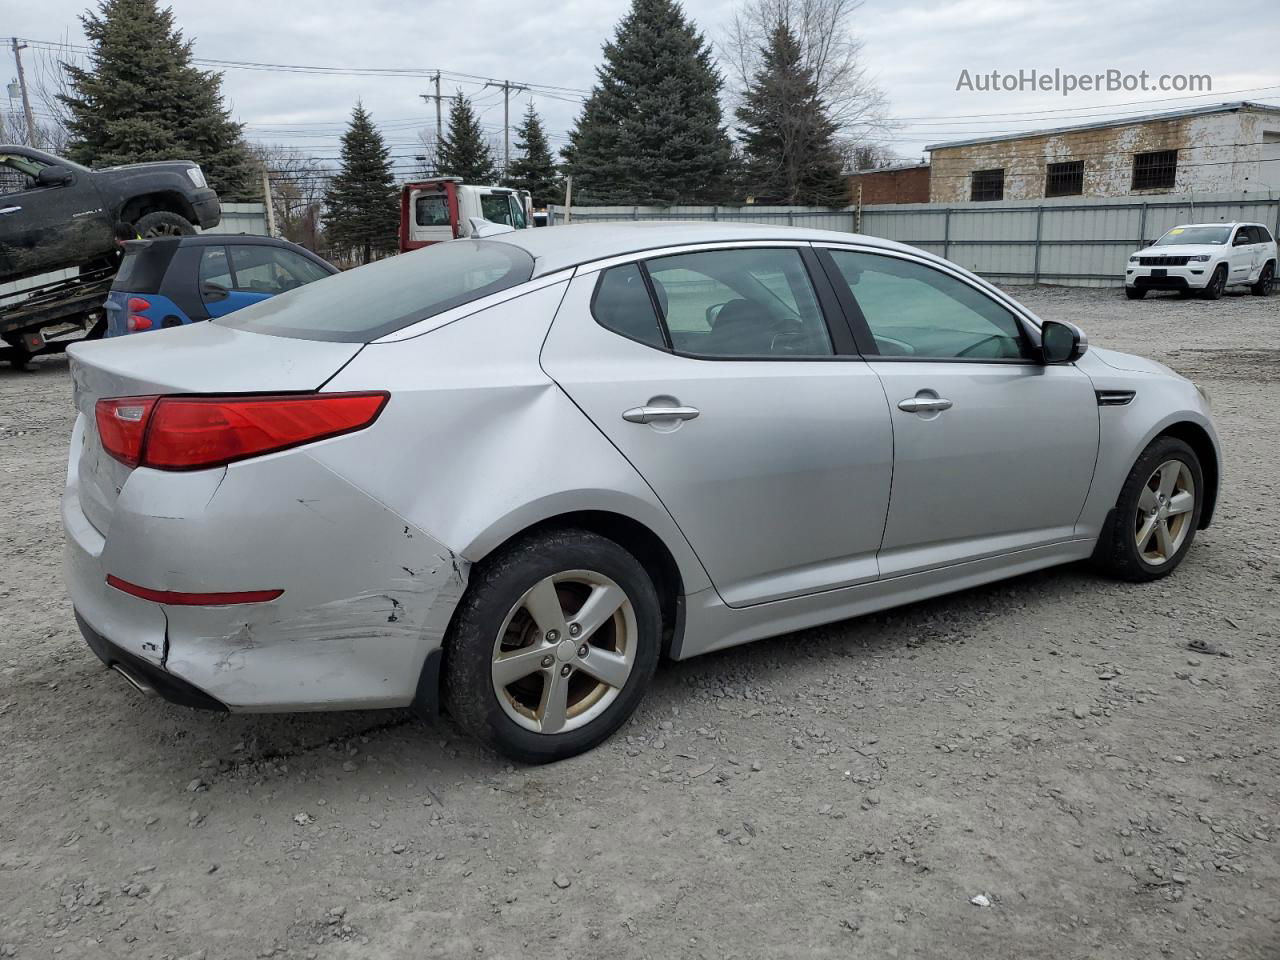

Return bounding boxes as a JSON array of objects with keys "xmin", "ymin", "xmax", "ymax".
[{"xmin": 1, "ymin": 285, "xmax": 1277, "ymax": 960}]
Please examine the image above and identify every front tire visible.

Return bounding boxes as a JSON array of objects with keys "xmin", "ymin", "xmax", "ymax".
[
  {"xmin": 443, "ymin": 529, "xmax": 661, "ymax": 763},
  {"xmin": 132, "ymin": 210, "xmax": 196, "ymax": 238},
  {"xmin": 1092, "ymin": 436, "xmax": 1204, "ymax": 582},
  {"xmin": 1251, "ymin": 261, "xmax": 1275, "ymax": 296},
  {"xmin": 1200, "ymin": 265, "xmax": 1227, "ymax": 300},
  {"xmin": 1124, "ymin": 287, "xmax": 1146, "ymax": 300}
]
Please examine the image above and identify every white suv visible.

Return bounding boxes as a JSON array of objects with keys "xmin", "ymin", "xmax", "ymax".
[{"xmin": 1125, "ymin": 222, "xmax": 1276, "ymax": 300}]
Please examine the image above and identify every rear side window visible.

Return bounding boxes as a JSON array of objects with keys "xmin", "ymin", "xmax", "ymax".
[
  {"xmin": 415, "ymin": 194, "xmax": 449, "ymax": 226},
  {"xmin": 199, "ymin": 246, "xmax": 233, "ymax": 288},
  {"xmin": 229, "ymin": 245, "xmax": 331, "ymax": 293},
  {"xmin": 216, "ymin": 240, "xmax": 535, "ymax": 342},
  {"xmin": 1258, "ymin": 226, "xmax": 1275, "ymax": 244},
  {"xmin": 592, "ymin": 263, "xmax": 667, "ymax": 349},
  {"xmin": 111, "ymin": 241, "xmax": 178, "ymax": 293}
]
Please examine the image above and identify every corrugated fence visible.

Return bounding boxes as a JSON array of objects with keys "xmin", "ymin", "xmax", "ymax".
[{"xmin": 548, "ymin": 193, "xmax": 1280, "ymax": 288}]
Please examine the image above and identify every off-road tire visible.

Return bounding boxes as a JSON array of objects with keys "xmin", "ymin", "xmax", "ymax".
[
  {"xmin": 1091, "ymin": 436, "xmax": 1204, "ymax": 582},
  {"xmin": 132, "ymin": 211, "xmax": 196, "ymax": 238},
  {"xmin": 443, "ymin": 528, "xmax": 661, "ymax": 764}
]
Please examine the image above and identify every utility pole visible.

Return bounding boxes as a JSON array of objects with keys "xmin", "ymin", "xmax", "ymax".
[
  {"xmin": 483, "ymin": 79, "xmax": 527, "ymax": 178},
  {"xmin": 261, "ymin": 168, "xmax": 277, "ymax": 238},
  {"xmin": 419, "ymin": 72, "xmax": 443, "ymax": 172},
  {"xmin": 10, "ymin": 38, "xmax": 38, "ymax": 148}
]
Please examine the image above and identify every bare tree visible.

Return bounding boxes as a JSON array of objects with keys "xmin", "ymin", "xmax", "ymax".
[
  {"xmin": 250, "ymin": 143, "xmax": 332, "ymax": 250},
  {"xmin": 723, "ymin": 0, "xmax": 892, "ymax": 160}
]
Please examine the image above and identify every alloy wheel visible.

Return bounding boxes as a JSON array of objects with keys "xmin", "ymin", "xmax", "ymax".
[
  {"xmin": 143, "ymin": 222, "xmax": 186, "ymax": 238},
  {"xmin": 1134, "ymin": 459, "xmax": 1196, "ymax": 565},
  {"xmin": 490, "ymin": 570, "xmax": 636, "ymax": 734}
]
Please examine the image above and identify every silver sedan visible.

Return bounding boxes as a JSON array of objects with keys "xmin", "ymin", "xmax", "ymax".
[{"xmin": 63, "ymin": 223, "xmax": 1220, "ymax": 762}]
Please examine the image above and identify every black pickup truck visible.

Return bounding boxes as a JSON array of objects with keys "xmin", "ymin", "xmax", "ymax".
[
  {"xmin": 0, "ymin": 145, "xmax": 222, "ymax": 367},
  {"xmin": 1, "ymin": 145, "xmax": 222, "ymax": 283}
]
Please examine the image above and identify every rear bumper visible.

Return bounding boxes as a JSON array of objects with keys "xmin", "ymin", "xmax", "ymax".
[
  {"xmin": 62, "ymin": 413, "xmax": 469, "ymax": 713},
  {"xmin": 76, "ymin": 609, "xmax": 228, "ymax": 711}
]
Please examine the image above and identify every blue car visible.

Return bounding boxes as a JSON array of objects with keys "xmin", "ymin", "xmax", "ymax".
[{"xmin": 105, "ymin": 235, "xmax": 337, "ymax": 336}]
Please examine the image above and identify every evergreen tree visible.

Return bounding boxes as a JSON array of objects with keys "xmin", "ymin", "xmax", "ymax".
[
  {"xmin": 437, "ymin": 93, "xmax": 497, "ymax": 183},
  {"xmin": 323, "ymin": 104, "xmax": 398, "ymax": 265},
  {"xmin": 734, "ymin": 19, "xmax": 847, "ymax": 205},
  {"xmin": 564, "ymin": 0, "xmax": 731, "ymax": 204},
  {"xmin": 60, "ymin": 0, "xmax": 256, "ymax": 200},
  {"xmin": 505, "ymin": 103, "xmax": 561, "ymax": 207}
]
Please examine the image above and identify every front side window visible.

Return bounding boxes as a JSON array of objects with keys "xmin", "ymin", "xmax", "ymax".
[
  {"xmin": 0, "ymin": 154, "xmax": 43, "ymax": 195},
  {"xmin": 1132, "ymin": 150, "xmax": 1178, "ymax": 191},
  {"xmin": 970, "ymin": 168, "xmax": 1004, "ymax": 202},
  {"xmin": 827, "ymin": 250, "xmax": 1026, "ymax": 360},
  {"xmin": 643, "ymin": 247, "xmax": 833, "ymax": 358},
  {"xmin": 508, "ymin": 195, "xmax": 527, "ymax": 229},
  {"xmin": 479, "ymin": 193, "xmax": 514, "ymax": 226}
]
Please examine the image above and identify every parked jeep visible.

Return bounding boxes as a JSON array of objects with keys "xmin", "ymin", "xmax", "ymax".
[{"xmin": 0, "ymin": 145, "xmax": 221, "ymax": 285}]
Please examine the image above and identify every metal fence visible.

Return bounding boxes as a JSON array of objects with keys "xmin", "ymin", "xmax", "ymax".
[{"xmin": 547, "ymin": 193, "xmax": 1280, "ymax": 288}]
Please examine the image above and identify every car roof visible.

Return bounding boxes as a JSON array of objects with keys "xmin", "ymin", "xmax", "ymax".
[
  {"xmin": 487, "ymin": 221, "xmax": 926, "ymax": 277},
  {"xmin": 140, "ymin": 233, "xmax": 305, "ymax": 248},
  {"xmin": 1169, "ymin": 222, "xmax": 1259, "ymax": 229}
]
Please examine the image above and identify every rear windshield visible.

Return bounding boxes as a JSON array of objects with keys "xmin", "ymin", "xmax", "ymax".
[
  {"xmin": 1154, "ymin": 226, "xmax": 1230, "ymax": 246},
  {"xmin": 111, "ymin": 241, "xmax": 178, "ymax": 293},
  {"xmin": 215, "ymin": 240, "xmax": 535, "ymax": 342}
]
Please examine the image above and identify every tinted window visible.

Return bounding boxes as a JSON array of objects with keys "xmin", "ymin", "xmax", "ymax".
[
  {"xmin": 828, "ymin": 250, "xmax": 1025, "ymax": 360},
  {"xmin": 1257, "ymin": 226, "xmax": 1274, "ymax": 244},
  {"xmin": 230, "ymin": 245, "xmax": 331, "ymax": 294},
  {"xmin": 480, "ymin": 193, "xmax": 514, "ymax": 226},
  {"xmin": 198, "ymin": 246, "xmax": 233, "ymax": 288},
  {"xmin": 592, "ymin": 263, "xmax": 666, "ymax": 349},
  {"xmin": 217, "ymin": 240, "xmax": 535, "ymax": 342},
  {"xmin": 508, "ymin": 195, "xmax": 527, "ymax": 229},
  {"xmin": 1154, "ymin": 226, "xmax": 1230, "ymax": 246},
  {"xmin": 415, "ymin": 194, "xmax": 449, "ymax": 227},
  {"xmin": 111, "ymin": 242, "xmax": 178, "ymax": 293},
  {"xmin": 644, "ymin": 248, "xmax": 832, "ymax": 358}
]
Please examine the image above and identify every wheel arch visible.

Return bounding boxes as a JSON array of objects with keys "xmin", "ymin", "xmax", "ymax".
[
  {"xmin": 120, "ymin": 191, "xmax": 197, "ymax": 226},
  {"xmin": 464, "ymin": 508, "xmax": 688, "ymax": 659},
  {"xmin": 1157, "ymin": 420, "xmax": 1219, "ymax": 528}
]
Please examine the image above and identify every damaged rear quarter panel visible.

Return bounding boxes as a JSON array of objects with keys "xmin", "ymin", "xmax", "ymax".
[{"xmin": 157, "ymin": 451, "xmax": 467, "ymax": 711}]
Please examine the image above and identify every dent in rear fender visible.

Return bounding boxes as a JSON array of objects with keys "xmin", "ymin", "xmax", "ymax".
[
  {"xmin": 144, "ymin": 453, "xmax": 469, "ymax": 711},
  {"xmin": 315, "ymin": 280, "xmax": 712, "ymax": 594}
]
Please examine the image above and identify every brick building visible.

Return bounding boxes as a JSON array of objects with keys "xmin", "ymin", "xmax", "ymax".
[
  {"xmin": 846, "ymin": 162, "xmax": 931, "ymax": 205},
  {"xmin": 926, "ymin": 101, "xmax": 1280, "ymax": 204}
]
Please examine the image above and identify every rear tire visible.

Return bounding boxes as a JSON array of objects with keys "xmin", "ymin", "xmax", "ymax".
[
  {"xmin": 1200, "ymin": 265, "xmax": 1227, "ymax": 300},
  {"xmin": 1091, "ymin": 436, "xmax": 1204, "ymax": 582},
  {"xmin": 1124, "ymin": 287, "xmax": 1146, "ymax": 300},
  {"xmin": 443, "ymin": 528, "xmax": 661, "ymax": 763},
  {"xmin": 1251, "ymin": 261, "xmax": 1275, "ymax": 296},
  {"xmin": 132, "ymin": 211, "xmax": 196, "ymax": 238}
]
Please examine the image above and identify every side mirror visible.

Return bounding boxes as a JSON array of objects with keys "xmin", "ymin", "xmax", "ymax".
[
  {"xmin": 1039, "ymin": 320, "xmax": 1087, "ymax": 364},
  {"xmin": 36, "ymin": 165, "xmax": 73, "ymax": 187},
  {"xmin": 201, "ymin": 281, "xmax": 229, "ymax": 302}
]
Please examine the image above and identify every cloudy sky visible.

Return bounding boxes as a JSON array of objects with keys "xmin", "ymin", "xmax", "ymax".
[{"xmin": 8, "ymin": 0, "xmax": 1280, "ymax": 177}]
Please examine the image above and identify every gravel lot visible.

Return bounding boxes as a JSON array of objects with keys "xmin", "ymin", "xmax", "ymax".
[{"xmin": 1, "ymin": 286, "xmax": 1277, "ymax": 960}]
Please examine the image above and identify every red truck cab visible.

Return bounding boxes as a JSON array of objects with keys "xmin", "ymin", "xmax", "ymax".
[{"xmin": 399, "ymin": 178, "xmax": 534, "ymax": 251}]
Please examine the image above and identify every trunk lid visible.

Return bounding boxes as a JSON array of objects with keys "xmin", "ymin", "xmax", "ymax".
[{"xmin": 68, "ymin": 321, "xmax": 362, "ymax": 534}]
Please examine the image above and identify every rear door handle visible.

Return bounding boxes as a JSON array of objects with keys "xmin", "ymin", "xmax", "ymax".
[
  {"xmin": 897, "ymin": 397, "xmax": 953, "ymax": 413},
  {"xmin": 622, "ymin": 405, "xmax": 700, "ymax": 424}
]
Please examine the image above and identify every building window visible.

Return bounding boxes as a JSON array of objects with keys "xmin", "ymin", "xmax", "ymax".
[
  {"xmin": 1131, "ymin": 150, "xmax": 1178, "ymax": 191},
  {"xmin": 1044, "ymin": 160, "xmax": 1084, "ymax": 197},
  {"xmin": 970, "ymin": 168, "xmax": 1004, "ymax": 202}
]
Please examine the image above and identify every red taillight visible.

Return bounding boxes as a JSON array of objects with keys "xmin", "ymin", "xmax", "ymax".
[
  {"xmin": 127, "ymin": 315, "xmax": 153, "ymax": 331},
  {"xmin": 127, "ymin": 297, "xmax": 151, "ymax": 312},
  {"xmin": 95, "ymin": 392, "xmax": 388, "ymax": 471},
  {"xmin": 96, "ymin": 396, "xmax": 159, "ymax": 468}
]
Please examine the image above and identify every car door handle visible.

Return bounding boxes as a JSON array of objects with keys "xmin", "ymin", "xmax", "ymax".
[
  {"xmin": 0, "ymin": 206, "xmax": 20, "ymax": 215},
  {"xmin": 622, "ymin": 405, "xmax": 700, "ymax": 424},
  {"xmin": 897, "ymin": 397, "xmax": 953, "ymax": 413}
]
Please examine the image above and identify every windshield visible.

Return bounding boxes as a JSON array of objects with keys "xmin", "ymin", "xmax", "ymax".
[
  {"xmin": 216, "ymin": 240, "xmax": 534, "ymax": 342},
  {"xmin": 1154, "ymin": 226, "xmax": 1230, "ymax": 246}
]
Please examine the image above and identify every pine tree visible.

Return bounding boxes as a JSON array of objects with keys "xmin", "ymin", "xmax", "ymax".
[
  {"xmin": 505, "ymin": 103, "xmax": 561, "ymax": 208},
  {"xmin": 437, "ymin": 93, "xmax": 497, "ymax": 183},
  {"xmin": 734, "ymin": 19, "xmax": 848, "ymax": 206},
  {"xmin": 60, "ymin": 0, "xmax": 256, "ymax": 200},
  {"xmin": 564, "ymin": 0, "xmax": 731, "ymax": 205},
  {"xmin": 323, "ymin": 104, "xmax": 398, "ymax": 265}
]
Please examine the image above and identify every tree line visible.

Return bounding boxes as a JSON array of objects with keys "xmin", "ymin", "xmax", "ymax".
[{"xmin": 43, "ymin": 0, "xmax": 889, "ymax": 264}]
